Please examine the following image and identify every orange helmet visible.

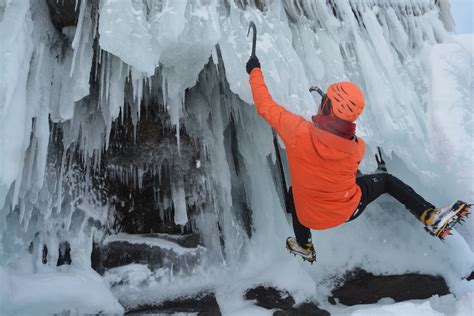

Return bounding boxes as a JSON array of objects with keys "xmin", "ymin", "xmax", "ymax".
[{"xmin": 326, "ymin": 82, "xmax": 365, "ymax": 122}]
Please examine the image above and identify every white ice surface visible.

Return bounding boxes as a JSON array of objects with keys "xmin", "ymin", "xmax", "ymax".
[
  {"xmin": 427, "ymin": 33, "xmax": 474, "ymax": 244},
  {"xmin": 0, "ymin": 0, "xmax": 34, "ymax": 207},
  {"xmin": 99, "ymin": 0, "xmax": 155, "ymax": 74}
]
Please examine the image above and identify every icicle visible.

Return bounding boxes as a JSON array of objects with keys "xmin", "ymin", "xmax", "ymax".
[
  {"xmin": 70, "ymin": 0, "xmax": 87, "ymax": 77},
  {"xmin": 172, "ymin": 182, "xmax": 188, "ymax": 226},
  {"xmin": 34, "ymin": 43, "xmax": 45, "ymax": 83}
]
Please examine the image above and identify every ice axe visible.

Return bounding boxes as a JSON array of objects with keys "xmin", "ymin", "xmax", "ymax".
[
  {"xmin": 375, "ymin": 146, "xmax": 388, "ymax": 173},
  {"xmin": 309, "ymin": 86, "xmax": 325, "ymax": 98},
  {"xmin": 247, "ymin": 21, "xmax": 257, "ymax": 58},
  {"xmin": 247, "ymin": 21, "xmax": 290, "ymax": 212}
]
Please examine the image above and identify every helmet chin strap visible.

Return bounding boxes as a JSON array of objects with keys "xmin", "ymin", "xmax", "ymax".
[{"xmin": 319, "ymin": 96, "xmax": 332, "ymax": 116}]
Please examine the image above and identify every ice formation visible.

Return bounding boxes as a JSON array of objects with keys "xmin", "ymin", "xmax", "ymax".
[{"xmin": 0, "ymin": 0, "xmax": 472, "ymax": 314}]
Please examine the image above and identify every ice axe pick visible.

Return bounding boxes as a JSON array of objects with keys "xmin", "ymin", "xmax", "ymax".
[{"xmin": 247, "ymin": 21, "xmax": 257, "ymax": 57}]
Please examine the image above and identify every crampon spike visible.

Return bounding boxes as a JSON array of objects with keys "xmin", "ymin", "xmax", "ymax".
[{"xmin": 440, "ymin": 229, "xmax": 451, "ymax": 239}]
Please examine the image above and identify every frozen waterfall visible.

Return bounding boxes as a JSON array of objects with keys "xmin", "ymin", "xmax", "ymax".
[{"xmin": 0, "ymin": 0, "xmax": 472, "ymax": 314}]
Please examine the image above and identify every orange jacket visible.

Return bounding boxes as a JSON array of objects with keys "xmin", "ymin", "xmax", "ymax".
[{"xmin": 249, "ymin": 68, "xmax": 365, "ymax": 229}]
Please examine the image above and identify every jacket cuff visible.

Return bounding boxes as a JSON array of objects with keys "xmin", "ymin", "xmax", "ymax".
[{"xmin": 249, "ymin": 67, "xmax": 262, "ymax": 76}]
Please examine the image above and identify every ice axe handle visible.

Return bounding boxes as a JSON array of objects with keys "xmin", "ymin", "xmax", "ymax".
[
  {"xmin": 309, "ymin": 86, "xmax": 325, "ymax": 97},
  {"xmin": 247, "ymin": 21, "xmax": 257, "ymax": 57}
]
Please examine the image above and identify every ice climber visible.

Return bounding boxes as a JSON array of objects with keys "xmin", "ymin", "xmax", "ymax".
[{"xmin": 245, "ymin": 55, "xmax": 471, "ymax": 263}]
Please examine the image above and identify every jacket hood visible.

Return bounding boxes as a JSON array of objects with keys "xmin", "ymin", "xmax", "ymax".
[{"xmin": 310, "ymin": 126, "xmax": 364, "ymax": 160}]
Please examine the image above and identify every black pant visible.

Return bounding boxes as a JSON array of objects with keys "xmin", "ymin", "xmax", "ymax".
[
  {"xmin": 288, "ymin": 173, "xmax": 435, "ymax": 245},
  {"xmin": 287, "ymin": 187, "xmax": 312, "ymax": 246}
]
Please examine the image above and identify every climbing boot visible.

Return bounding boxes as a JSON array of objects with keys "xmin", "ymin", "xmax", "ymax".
[
  {"xmin": 421, "ymin": 201, "xmax": 471, "ymax": 240},
  {"xmin": 286, "ymin": 237, "xmax": 316, "ymax": 263}
]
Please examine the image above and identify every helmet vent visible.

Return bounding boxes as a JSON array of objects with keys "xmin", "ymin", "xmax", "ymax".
[
  {"xmin": 340, "ymin": 86, "xmax": 348, "ymax": 94},
  {"xmin": 336, "ymin": 93, "xmax": 344, "ymax": 100}
]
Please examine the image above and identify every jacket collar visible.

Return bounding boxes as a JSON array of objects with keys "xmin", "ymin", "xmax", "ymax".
[{"xmin": 311, "ymin": 126, "xmax": 363, "ymax": 155}]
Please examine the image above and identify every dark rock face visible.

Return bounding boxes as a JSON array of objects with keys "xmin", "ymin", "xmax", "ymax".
[
  {"xmin": 467, "ymin": 271, "xmax": 474, "ymax": 281},
  {"xmin": 46, "ymin": 0, "xmax": 80, "ymax": 31},
  {"xmin": 235, "ymin": 0, "xmax": 267, "ymax": 11},
  {"xmin": 125, "ymin": 292, "xmax": 221, "ymax": 315},
  {"xmin": 56, "ymin": 241, "xmax": 72, "ymax": 266},
  {"xmin": 106, "ymin": 101, "xmax": 206, "ymax": 236},
  {"xmin": 245, "ymin": 286, "xmax": 295, "ymax": 310},
  {"xmin": 329, "ymin": 268, "xmax": 450, "ymax": 306},
  {"xmin": 244, "ymin": 286, "xmax": 329, "ymax": 315}
]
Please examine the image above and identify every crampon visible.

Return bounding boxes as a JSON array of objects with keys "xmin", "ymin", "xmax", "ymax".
[
  {"xmin": 424, "ymin": 201, "xmax": 471, "ymax": 240},
  {"xmin": 286, "ymin": 237, "xmax": 316, "ymax": 264}
]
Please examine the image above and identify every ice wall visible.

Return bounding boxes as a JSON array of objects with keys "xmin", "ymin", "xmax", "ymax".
[{"xmin": 0, "ymin": 0, "xmax": 472, "ymax": 313}]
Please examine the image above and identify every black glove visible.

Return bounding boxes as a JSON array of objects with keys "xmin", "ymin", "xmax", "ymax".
[{"xmin": 246, "ymin": 55, "xmax": 260, "ymax": 74}]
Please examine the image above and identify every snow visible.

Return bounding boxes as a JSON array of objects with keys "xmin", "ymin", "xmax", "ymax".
[
  {"xmin": 327, "ymin": 292, "xmax": 474, "ymax": 316},
  {"xmin": 0, "ymin": 0, "xmax": 473, "ymax": 315},
  {"xmin": 104, "ymin": 233, "xmax": 202, "ymax": 255},
  {"xmin": 336, "ymin": 301, "xmax": 445, "ymax": 316},
  {"xmin": 0, "ymin": 266, "xmax": 123, "ymax": 315}
]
